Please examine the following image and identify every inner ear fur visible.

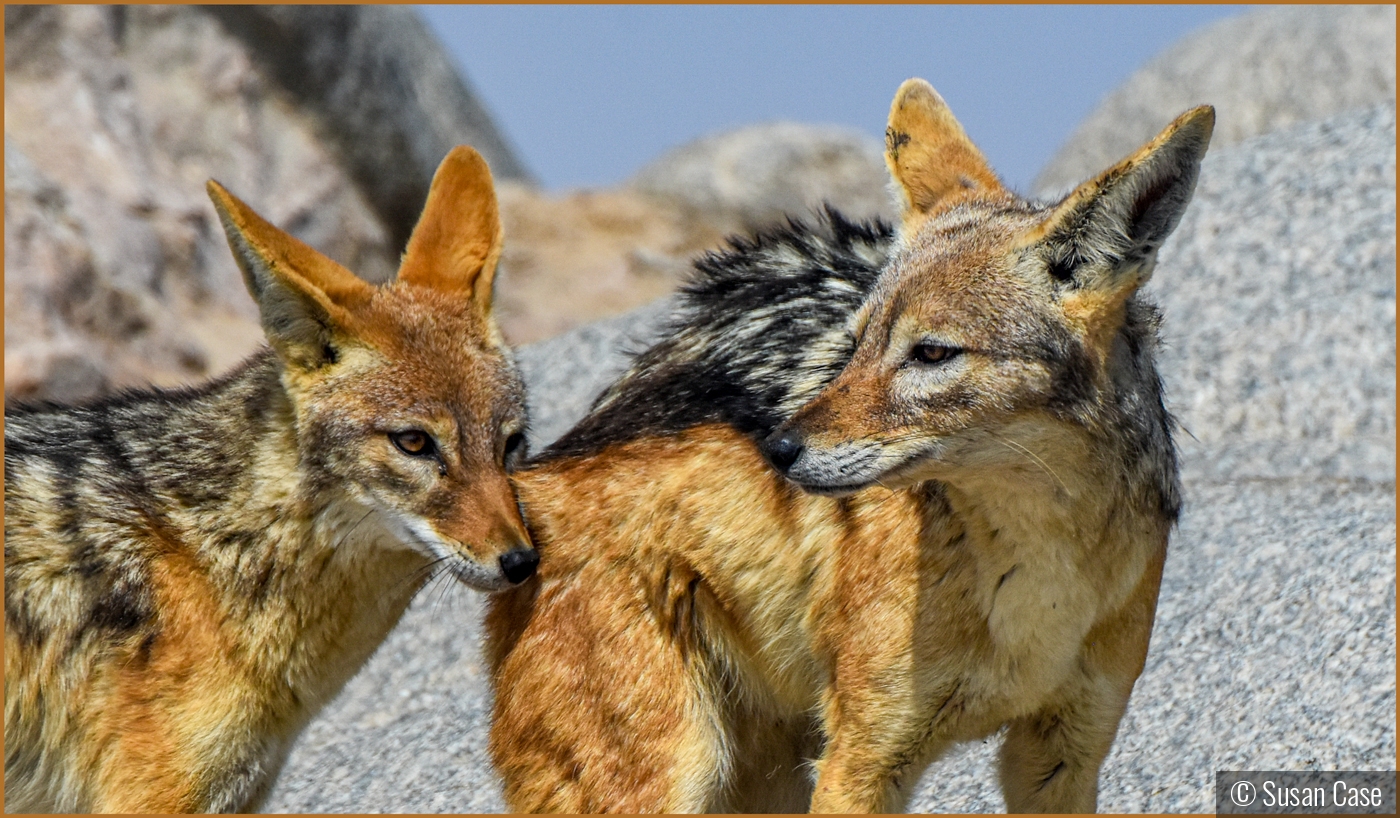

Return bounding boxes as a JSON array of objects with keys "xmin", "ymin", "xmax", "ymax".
[
  {"xmin": 397, "ymin": 145, "xmax": 504, "ymax": 316},
  {"xmin": 884, "ymin": 78, "xmax": 1005, "ymax": 221},
  {"xmin": 207, "ymin": 181, "xmax": 372, "ymax": 370},
  {"xmin": 1036, "ymin": 105, "xmax": 1215, "ymax": 294}
]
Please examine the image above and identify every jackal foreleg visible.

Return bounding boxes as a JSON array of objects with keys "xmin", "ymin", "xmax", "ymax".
[{"xmin": 997, "ymin": 554, "xmax": 1164, "ymax": 814}]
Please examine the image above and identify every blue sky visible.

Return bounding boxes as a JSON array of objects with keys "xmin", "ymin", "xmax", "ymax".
[{"xmin": 419, "ymin": 5, "xmax": 1246, "ymax": 194}]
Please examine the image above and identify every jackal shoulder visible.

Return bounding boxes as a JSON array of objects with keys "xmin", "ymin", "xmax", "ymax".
[{"xmin": 4, "ymin": 350, "xmax": 284, "ymax": 651}]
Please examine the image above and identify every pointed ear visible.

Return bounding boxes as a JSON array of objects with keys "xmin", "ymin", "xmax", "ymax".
[
  {"xmin": 884, "ymin": 78, "xmax": 1004, "ymax": 222},
  {"xmin": 1037, "ymin": 105, "xmax": 1214, "ymax": 297},
  {"xmin": 396, "ymin": 146, "xmax": 504, "ymax": 317},
  {"xmin": 207, "ymin": 180, "xmax": 373, "ymax": 370},
  {"xmin": 1037, "ymin": 106, "xmax": 1213, "ymax": 355}
]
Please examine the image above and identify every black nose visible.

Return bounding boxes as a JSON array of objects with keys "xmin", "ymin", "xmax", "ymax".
[
  {"xmin": 762, "ymin": 430, "xmax": 805, "ymax": 473},
  {"xmin": 499, "ymin": 548, "xmax": 539, "ymax": 584}
]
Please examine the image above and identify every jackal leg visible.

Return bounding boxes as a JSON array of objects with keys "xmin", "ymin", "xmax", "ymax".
[
  {"xmin": 90, "ymin": 757, "xmax": 200, "ymax": 813},
  {"xmin": 717, "ymin": 710, "xmax": 820, "ymax": 813},
  {"xmin": 998, "ymin": 556, "xmax": 1164, "ymax": 814},
  {"xmin": 807, "ymin": 507, "xmax": 946, "ymax": 814},
  {"xmin": 809, "ymin": 719, "xmax": 947, "ymax": 814},
  {"xmin": 490, "ymin": 560, "xmax": 730, "ymax": 813},
  {"xmin": 997, "ymin": 681, "xmax": 1127, "ymax": 813}
]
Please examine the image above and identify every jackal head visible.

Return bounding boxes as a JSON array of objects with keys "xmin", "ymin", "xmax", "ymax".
[
  {"xmin": 761, "ymin": 79, "xmax": 1213, "ymax": 496},
  {"xmin": 207, "ymin": 147, "xmax": 537, "ymax": 590}
]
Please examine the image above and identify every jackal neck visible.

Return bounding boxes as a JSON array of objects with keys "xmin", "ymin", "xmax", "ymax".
[
  {"xmin": 165, "ymin": 350, "xmax": 430, "ymax": 710},
  {"xmin": 927, "ymin": 340, "xmax": 1178, "ymax": 637}
]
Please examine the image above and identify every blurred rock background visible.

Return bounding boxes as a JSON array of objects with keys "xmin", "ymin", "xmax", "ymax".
[
  {"xmin": 3, "ymin": 5, "xmax": 900, "ymax": 402},
  {"xmin": 4, "ymin": 5, "xmax": 517, "ymax": 401},
  {"xmin": 5, "ymin": 4, "xmax": 1394, "ymax": 814},
  {"xmin": 1033, "ymin": 4, "xmax": 1396, "ymax": 196}
]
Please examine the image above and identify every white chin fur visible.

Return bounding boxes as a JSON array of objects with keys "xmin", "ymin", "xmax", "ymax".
[
  {"xmin": 786, "ymin": 439, "xmax": 940, "ymax": 494},
  {"xmin": 366, "ymin": 501, "xmax": 510, "ymax": 592},
  {"xmin": 784, "ymin": 441, "xmax": 883, "ymax": 487}
]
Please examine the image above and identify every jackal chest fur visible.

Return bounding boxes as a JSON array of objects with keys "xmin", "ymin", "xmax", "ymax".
[
  {"xmin": 915, "ymin": 472, "xmax": 1157, "ymax": 738},
  {"xmin": 807, "ymin": 480, "xmax": 1153, "ymax": 743}
]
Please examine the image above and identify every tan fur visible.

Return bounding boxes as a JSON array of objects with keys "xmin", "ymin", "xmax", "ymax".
[
  {"xmin": 491, "ymin": 430, "xmax": 841, "ymax": 813},
  {"xmin": 5, "ymin": 146, "xmax": 534, "ymax": 812},
  {"xmin": 884, "ymin": 78, "xmax": 1005, "ymax": 219},
  {"xmin": 489, "ymin": 81, "xmax": 1213, "ymax": 813}
]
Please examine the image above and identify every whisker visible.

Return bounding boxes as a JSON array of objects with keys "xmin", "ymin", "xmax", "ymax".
[
  {"xmin": 876, "ymin": 431, "xmax": 935, "ymax": 447},
  {"xmin": 421, "ymin": 565, "xmax": 458, "ymax": 611},
  {"xmin": 384, "ymin": 554, "xmax": 454, "ymax": 603},
  {"xmin": 429, "ymin": 565, "xmax": 463, "ymax": 617},
  {"xmin": 985, "ymin": 431, "xmax": 1070, "ymax": 496}
]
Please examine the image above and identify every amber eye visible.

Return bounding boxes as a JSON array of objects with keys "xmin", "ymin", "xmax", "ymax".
[
  {"xmin": 910, "ymin": 343, "xmax": 961, "ymax": 365},
  {"xmin": 390, "ymin": 430, "xmax": 436, "ymax": 457}
]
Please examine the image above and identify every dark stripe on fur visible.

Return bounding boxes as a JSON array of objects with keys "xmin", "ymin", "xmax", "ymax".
[
  {"xmin": 4, "ymin": 348, "xmax": 285, "ymax": 653},
  {"xmin": 540, "ymin": 208, "xmax": 893, "ymax": 461}
]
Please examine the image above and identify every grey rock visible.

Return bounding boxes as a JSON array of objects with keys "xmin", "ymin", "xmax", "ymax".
[
  {"xmin": 4, "ymin": 140, "xmax": 113, "ymax": 403},
  {"xmin": 1151, "ymin": 104, "xmax": 1396, "ymax": 483},
  {"xmin": 201, "ymin": 5, "xmax": 531, "ymax": 251},
  {"xmin": 4, "ymin": 6, "xmax": 394, "ymax": 401},
  {"xmin": 1035, "ymin": 5, "xmax": 1396, "ymax": 196},
  {"xmin": 3, "ymin": 4, "xmax": 528, "ymax": 404},
  {"xmin": 630, "ymin": 121, "xmax": 897, "ymax": 228},
  {"xmin": 2, "ymin": 130, "xmax": 229, "ymax": 404},
  {"xmin": 1101, "ymin": 478, "xmax": 1394, "ymax": 813}
]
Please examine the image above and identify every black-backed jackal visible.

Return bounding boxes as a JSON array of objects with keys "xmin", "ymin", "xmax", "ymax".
[
  {"xmin": 488, "ymin": 80, "xmax": 1213, "ymax": 813},
  {"xmin": 5, "ymin": 147, "xmax": 538, "ymax": 812}
]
